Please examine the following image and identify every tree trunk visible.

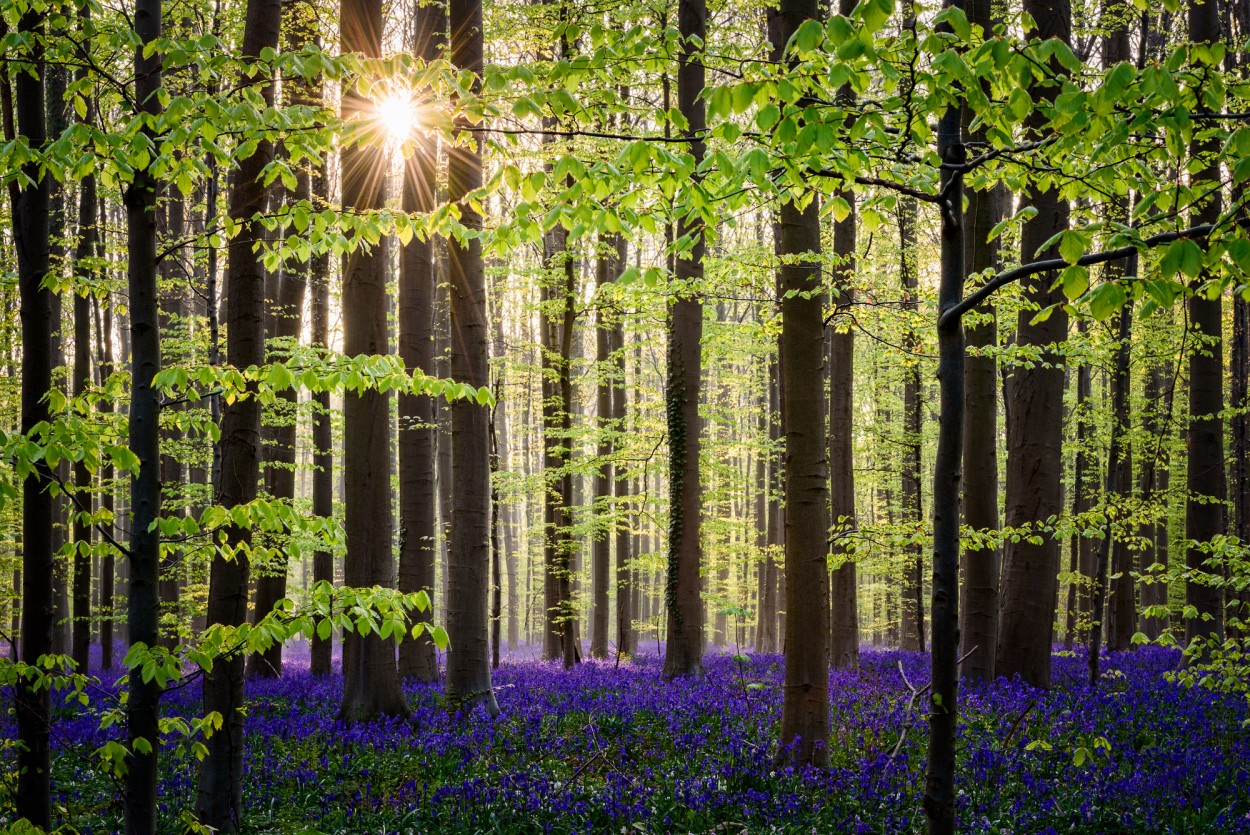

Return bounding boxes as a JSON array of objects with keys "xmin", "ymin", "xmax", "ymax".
[
  {"xmin": 1138, "ymin": 362, "xmax": 1170, "ymax": 640},
  {"xmin": 663, "ymin": 0, "xmax": 707, "ymax": 680},
  {"xmin": 995, "ymin": 0, "xmax": 1071, "ymax": 690},
  {"xmin": 338, "ymin": 0, "xmax": 410, "ymax": 721},
  {"xmin": 13, "ymin": 2, "xmax": 53, "ymax": 822},
  {"xmin": 770, "ymin": 0, "xmax": 831, "ymax": 766},
  {"xmin": 611, "ymin": 237, "xmax": 633, "ymax": 656},
  {"xmin": 97, "ymin": 297, "xmax": 117, "ymax": 670},
  {"xmin": 72, "ymin": 155, "xmax": 98, "ymax": 671},
  {"xmin": 958, "ymin": 0, "xmax": 1002, "ymax": 677},
  {"xmin": 924, "ymin": 33, "xmax": 965, "ymax": 831},
  {"xmin": 47, "ymin": 61, "xmax": 71, "ymax": 661},
  {"xmin": 1185, "ymin": 0, "xmax": 1227, "ymax": 649},
  {"xmin": 309, "ymin": 158, "xmax": 334, "ymax": 676},
  {"xmin": 195, "ymin": 0, "xmax": 280, "ymax": 827},
  {"xmin": 827, "ymin": 5, "xmax": 859, "ymax": 667},
  {"xmin": 158, "ymin": 194, "xmax": 187, "ymax": 652},
  {"xmin": 1066, "ymin": 326, "xmax": 1096, "ymax": 649},
  {"xmin": 590, "ymin": 234, "xmax": 620, "ymax": 659},
  {"xmin": 898, "ymin": 197, "xmax": 925, "ymax": 653},
  {"xmin": 445, "ymin": 0, "xmax": 499, "ymax": 714},
  {"xmin": 1090, "ymin": 263, "xmax": 1134, "ymax": 680},
  {"xmin": 754, "ymin": 398, "xmax": 777, "ymax": 653},
  {"xmin": 396, "ymin": 0, "xmax": 443, "ymax": 684}
]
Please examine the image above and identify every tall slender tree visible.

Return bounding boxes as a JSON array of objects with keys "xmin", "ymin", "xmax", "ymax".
[
  {"xmin": 1185, "ymin": 0, "xmax": 1227, "ymax": 649},
  {"xmin": 958, "ymin": 0, "xmax": 1002, "ymax": 679},
  {"xmin": 339, "ymin": 0, "xmax": 410, "ymax": 720},
  {"xmin": 828, "ymin": 0, "xmax": 859, "ymax": 669},
  {"xmin": 995, "ymin": 0, "xmax": 1072, "ymax": 690},
  {"xmin": 445, "ymin": 0, "xmax": 500, "ymax": 714},
  {"xmin": 13, "ymin": 0, "xmax": 53, "ymax": 823},
  {"xmin": 196, "ymin": 0, "xmax": 280, "ymax": 826},
  {"xmin": 663, "ymin": 0, "xmax": 707, "ymax": 681},
  {"xmin": 397, "ymin": 0, "xmax": 445, "ymax": 684}
]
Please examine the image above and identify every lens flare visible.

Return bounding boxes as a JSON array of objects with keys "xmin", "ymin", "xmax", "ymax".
[{"xmin": 376, "ymin": 92, "xmax": 417, "ymax": 142}]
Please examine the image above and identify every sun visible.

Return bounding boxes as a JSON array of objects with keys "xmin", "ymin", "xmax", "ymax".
[{"xmin": 375, "ymin": 92, "xmax": 418, "ymax": 142}]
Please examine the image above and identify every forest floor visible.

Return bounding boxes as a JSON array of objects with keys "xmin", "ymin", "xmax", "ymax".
[{"xmin": 4, "ymin": 643, "xmax": 1249, "ymax": 833}]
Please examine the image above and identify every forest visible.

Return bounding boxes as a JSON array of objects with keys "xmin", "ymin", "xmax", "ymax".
[{"xmin": 1, "ymin": 0, "xmax": 1249, "ymax": 829}]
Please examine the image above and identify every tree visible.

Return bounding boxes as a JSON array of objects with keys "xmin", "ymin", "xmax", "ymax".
[
  {"xmin": 662, "ymin": 0, "xmax": 706, "ymax": 682},
  {"xmin": 71, "ymin": 127, "xmax": 98, "ymax": 672},
  {"xmin": 339, "ymin": 0, "xmax": 410, "ymax": 721},
  {"xmin": 13, "ymin": 0, "xmax": 53, "ymax": 822},
  {"xmin": 1184, "ymin": 0, "xmax": 1227, "ymax": 650},
  {"xmin": 196, "ymin": 0, "xmax": 281, "ymax": 826},
  {"xmin": 995, "ymin": 0, "xmax": 1072, "ymax": 690},
  {"xmin": 445, "ymin": 0, "xmax": 499, "ymax": 714},
  {"xmin": 124, "ymin": 0, "xmax": 167, "ymax": 827},
  {"xmin": 957, "ymin": 0, "xmax": 1002, "ymax": 680},
  {"xmin": 827, "ymin": 0, "xmax": 859, "ymax": 670},
  {"xmin": 769, "ymin": 0, "xmax": 830, "ymax": 767},
  {"xmin": 397, "ymin": 0, "xmax": 444, "ymax": 684}
]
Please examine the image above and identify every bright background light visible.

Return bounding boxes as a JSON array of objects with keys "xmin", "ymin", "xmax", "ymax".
[{"xmin": 376, "ymin": 93, "xmax": 417, "ymax": 142}]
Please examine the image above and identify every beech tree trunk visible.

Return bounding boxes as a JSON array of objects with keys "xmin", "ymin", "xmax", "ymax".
[
  {"xmin": 196, "ymin": 0, "xmax": 279, "ymax": 827},
  {"xmin": 14, "ymin": 2, "xmax": 53, "ymax": 823},
  {"xmin": 996, "ymin": 0, "xmax": 1071, "ymax": 690},
  {"xmin": 898, "ymin": 197, "xmax": 925, "ymax": 653},
  {"xmin": 1138, "ymin": 362, "xmax": 1170, "ymax": 640},
  {"xmin": 924, "ymin": 23, "xmax": 965, "ymax": 830},
  {"xmin": 338, "ymin": 0, "xmax": 410, "ymax": 721},
  {"xmin": 72, "ymin": 160, "xmax": 97, "ymax": 672},
  {"xmin": 309, "ymin": 158, "xmax": 334, "ymax": 676},
  {"xmin": 396, "ymin": 0, "xmax": 442, "ymax": 684},
  {"xmin": 1185, "ymin": 0, "xmax": 1227, "ymax": 649},
  {"xmin": 958, "ymin": 0, "xmax": 1001, "ymax": 678},
  {"xmin": 445, "ymin": 0, "xmax": 499, "ymax": 714},
  {"xmin": 663, "ymin": 0, "xmax": 707, "ymax": 680},
  {"xmin": 827, "ymin": 0, "xmax": 859, "ymax": 667}
]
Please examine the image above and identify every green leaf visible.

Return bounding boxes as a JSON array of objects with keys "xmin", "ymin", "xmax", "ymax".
[
  {"xmin": 1086, "ymin": 281, "xmax": 1127, "ymax": 321},
  {"xmin": 1058, "ymin": 230, "xmax": 1090, "ymax": 265}
]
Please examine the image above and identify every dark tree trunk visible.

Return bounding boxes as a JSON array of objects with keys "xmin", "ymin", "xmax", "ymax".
[
  {"xmin": 445, "ymin": 0, "xmax": 499, "ymax": 713},
  {"xmin": 338, "ymin": 0, "xmax": 410, "ymax": 721},
  {"xmin": 898, "ymin": 196, "xmax": 925, "ymax": 653},
  {"xmin": 309, "ymin": 155, "xmax": 334, "ymax": 675},
  {"xmin": 754, "ymin": 399, "xmax": 777, "ymax": 653},
  {"xmin": 158, "ymin": 195, "xmax": 187, "ymax": 652},
  {"xmin": 72, "ymin": 155, "xmax": 98, "ymax": 671},
  {"xmin": 957, "ymin": 0, "xmax": 1002, "ymax": 678},
  {"xmin": 250, "ymin": 4, "xmax": 317, "ymax": 676},
  {"xmin": 1066, "ymin": 326, "xmax": 1096, "ymax": 649},
  {"xmin": 611, "ymin": 236, "xmax": 633, "ymax": 656},
  {"xmin": 590, "ymin": 235, "xmax": 620, "ymax": 659},
  {"xmin": 123, "ymin": 0, "xmax": 165, "ymax": 828},
  {"xmin": 1090, "ymin": 262, "xmax": 1134, "ymax": 681},
  {"xmin": 540, "ymin": 218, "xmax": 578, "ymax": 665},
  {"xmin": 663, "ymin": 0, "xmax": 707, "ymax": 680},
  {"xmin": 827, "ymin": 6, "xmax": 858, "ymax": 666},
  {"xmin": 924, "ymin": 37, "xmax": 966, "ymax": 834},
  {"xmin": 770, "ymin": 0, "xmax": 831, "ymax": 766},
  {"xmin": 47, "ymin": 61, "xmax": 70, "ymax": 661},
  {"xmin": 13, "ymin": 1, "xmax": 53, "ymax": 823},
  {"xmin": 195, "ymin": 0, "xmax": 280, "ymax": 827},
  {"xmin": 996, "ymin": 0, "xmax": 1071, "ymax": 690},
  {"xmin": 1138, "ymin": 362, "xmax": 1171, "ymax": 640},
  {"xmin": 1185, "ymin": 0, "xmax": 1227, "ymax": 648},
  {"xmin": 97, "ymin": 297, "xmax": 117, "ymax": 671},
  {"xmin": 397, "ymin": 0, "xmax": 443, "ymax": 684}
]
